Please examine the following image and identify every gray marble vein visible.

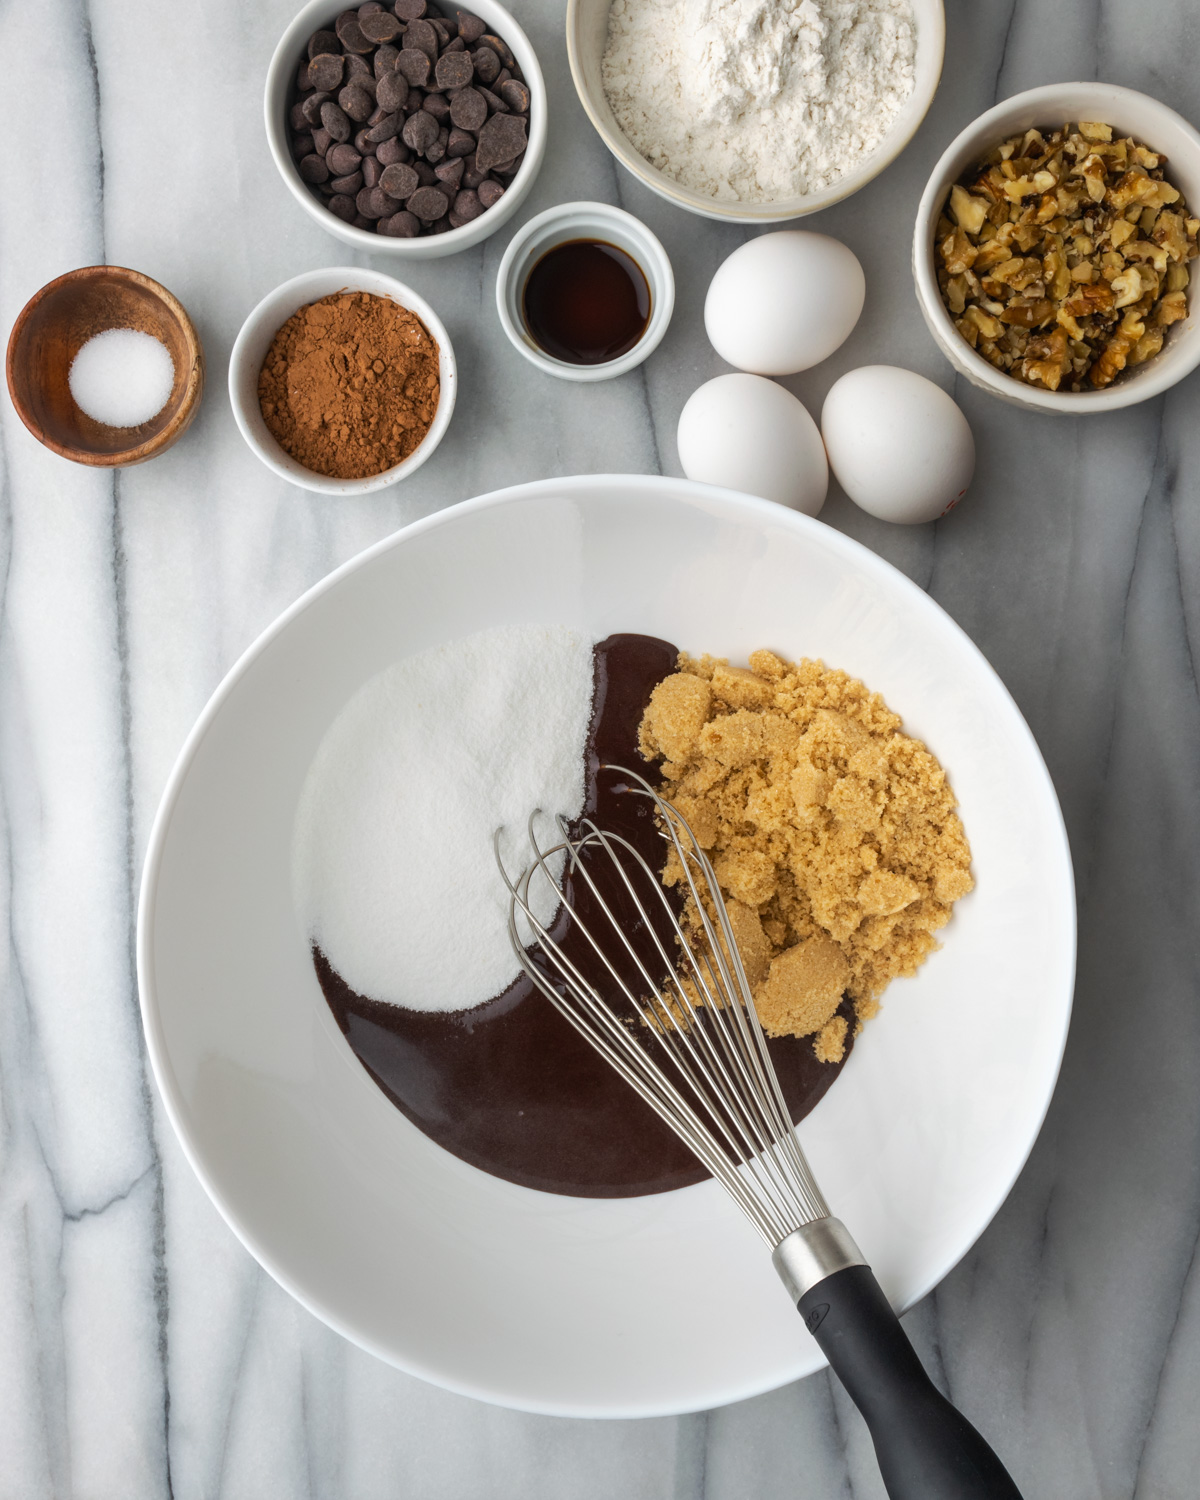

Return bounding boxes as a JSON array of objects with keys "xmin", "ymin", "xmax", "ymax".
[{"xmin": 2, "ymin": 0, "xmax": 1199, "ymax": 1493}]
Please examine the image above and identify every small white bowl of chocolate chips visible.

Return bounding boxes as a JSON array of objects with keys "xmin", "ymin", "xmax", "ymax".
[
  {"xmin": 266, "ymin": 0, "xmax": 546, "ymax": 257},
  {"xmin": 914, "ymin": 81, "xmax": 1200, "ymax": 412}
]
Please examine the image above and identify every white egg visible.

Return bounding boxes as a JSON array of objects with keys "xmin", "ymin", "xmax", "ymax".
[
  {"xmin": 821, "ymin": 366, "xmax": 975, "ymax": 525},
  {"xmin": 704, "ymin": 231, "xmax": 866, "ymax": 376},
  {"xmin": 677, "ymin": 373, "xmax": 828, "ymax": 516}
]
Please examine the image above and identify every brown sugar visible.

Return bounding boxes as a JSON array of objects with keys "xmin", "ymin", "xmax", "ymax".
[
  {"xmin": 257, "ymin": 291, "xmax": 440, "ymax": 479},
  {"xmin": 640, "ymin": 649, "xmax": 974, "ymax": 1063}
]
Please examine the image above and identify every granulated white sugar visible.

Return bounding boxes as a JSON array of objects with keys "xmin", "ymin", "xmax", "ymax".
[
  {"xmin": 68, "ymin": 327, "xmax": 175, "ymax": 427},
  {"xmin": 293, "ymin": 624, "xmax": 595, "ymax": 1012}
]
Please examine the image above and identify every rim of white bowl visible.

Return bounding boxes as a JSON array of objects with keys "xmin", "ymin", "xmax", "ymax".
[
  {"xmin": 913, "ymin": 82, "xmax": 1200, "ymax": 413},
  {"xmin": 137, "ymin": 474, "xmax": 1076, "ymax": 1419},
  {"xmin": 228, "ymin": 267, "xmax": 457, "ymax": 495},
  {"xmin": 565, "ymin": 0, "xmax": 945, "ymax": 223},
  {"xmin": 264, "ymin": 0, "xmax": 547, "ymax": 258},
  {"xmin": 495, "ymin": 201, "xmax": 675, "ymax": 381}
]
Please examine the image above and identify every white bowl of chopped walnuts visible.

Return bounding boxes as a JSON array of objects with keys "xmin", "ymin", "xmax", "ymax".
[{"xmin": 913, "ymin": 82, "xmax": 1200, "ymax": 412}]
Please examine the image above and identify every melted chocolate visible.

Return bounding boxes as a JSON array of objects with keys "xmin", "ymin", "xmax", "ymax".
[{"xmin": 314, "ymin": 633, "xmax": 853, "ymax": 1197}]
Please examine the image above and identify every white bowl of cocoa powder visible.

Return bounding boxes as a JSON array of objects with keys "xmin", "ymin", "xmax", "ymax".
[{"xmin": 229, "ymin": 267, "xmax": 457, "ymax": 494}]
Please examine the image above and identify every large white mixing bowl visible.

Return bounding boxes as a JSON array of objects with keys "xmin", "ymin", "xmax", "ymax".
[{"xmin": 137, "ymin": 476, "xmax": 1074, "ymax": 1418}]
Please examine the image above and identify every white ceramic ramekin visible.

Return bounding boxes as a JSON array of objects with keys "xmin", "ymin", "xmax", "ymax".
[
  {"xmin": 495, "ymin": 201, "xmax": 674, "ymax": 381},
  {"xmin": 264, "ymin": 0, "xmax": 547, "ymax": 259},
  {"xmin": 914, "ymin": 82, "xmax": 1200, "ymax": 414},
  {"xmin": 566, "ymin": 0, "xmax": 944, "ymax": 224},
  {"xmin": 228, "ymin": 267, "xmax": 457, "ymax": 494}
]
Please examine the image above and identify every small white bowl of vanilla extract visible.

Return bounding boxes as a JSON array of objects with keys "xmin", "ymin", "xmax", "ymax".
[{"xmin": 495, "ymin": 202, "xmax": 674, "ymax": 380}]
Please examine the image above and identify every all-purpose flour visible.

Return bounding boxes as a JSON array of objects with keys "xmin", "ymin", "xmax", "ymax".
[
  {"xmin": 602, "ymin": 0, "xmax": 917, "ymax": 203},
  {"xmin": 294, "ymin": 624, "xmax": 594, "ymax": 1012}
]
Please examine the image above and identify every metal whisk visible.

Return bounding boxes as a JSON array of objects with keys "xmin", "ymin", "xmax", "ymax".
[{"xmin": 497, "ymin": 768, "xmax": 1022, "ymax": 1500}]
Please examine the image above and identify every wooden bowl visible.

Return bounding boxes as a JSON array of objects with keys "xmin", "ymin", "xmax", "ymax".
[{"xmin": 6, "ymin": 266, "xmax": 204, "ymax": 467}]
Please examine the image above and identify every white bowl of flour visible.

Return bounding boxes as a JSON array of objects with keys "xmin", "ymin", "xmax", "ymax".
[{"xmin": 568, "ymin": 0, "xmax": 944, "ymax": 219}]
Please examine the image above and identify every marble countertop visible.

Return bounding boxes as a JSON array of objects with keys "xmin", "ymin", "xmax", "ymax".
[{"xmin": 2, "ymin": 0, "xmax": 1198, "ymax": 1494}]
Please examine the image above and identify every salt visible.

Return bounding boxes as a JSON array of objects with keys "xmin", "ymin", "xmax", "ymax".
[
  {"xmin": 293, "ymin": 624, "xmax": 595, "ymax": 1013},
  {"xmin": 68, "ymin": 327, "xmax": 175, "ymax": 428}
]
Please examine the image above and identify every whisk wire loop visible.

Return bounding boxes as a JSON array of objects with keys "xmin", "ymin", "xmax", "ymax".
[
  {"xmin": 499, "ymin": 850, "xmax": 779, "ymax": 1236},
  {"xmin": 496, "ymin": 769, "xmax": 830, "ymax": 1244}
]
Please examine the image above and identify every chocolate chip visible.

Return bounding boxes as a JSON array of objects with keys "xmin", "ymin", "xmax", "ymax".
[
  {"xmin": 471, "ymin": 46, "xmax": 500, "ymax": 85},
  {"xmin": 379, "ymin": 210, "xmax": 421, "ymax": 236},
  {"xmin": 301, "ymin": 90, "xmax": 331, "ymax": 125},
  {"xmin": 352, "ymin": 213, "xmax": 373, "ymax": 228},
  {"xmin": 430, "ymin": 215, "xmax": 452, "ymax": 234},
  {"xmin": 393, "ymin": 0, "xmax": 426, "ymax": 17},
  {"xmin": 442, "ymin": 36, "xmax": 466, "ymax": 55},
  {"xmin": 423, "ymin": 92, "xmax": 450, "ymax": 122},
  {"xmin": 449, "ymin": 85, "xmax": 485, "ymax": 132},
  {"xmin": 492, "ymin": 151, "xmax": 523, "ymax": 178},
  {"xmin": 376, "ymin": 68, "xmax": 409, "ymax": 112},
  {"xmin": 460, "ymin": 153, "xmax": 486, "ymax": 188},
  {"xmin": 354, "ymin": 127, "xmax": 375, "ymax": 153},
  {"xmin": 434, "ymin": 155, "xmax": 463, "ymax": 188},
  {"xmin": 328, "ymin": 193, "xmax": 357, "ymax": 221},
  {"xmin": 476, "ymin": 177, "xmax": 504, "ymax": 207},
  {"xmin": 365, "ymin": 110, "xmax": 401, "ymax": 142},
  {"xmin": 339, "ymin": 83, "xmax": 375, "ymax": 121},
  {"xmin": 362, "ymin": 155, "xmax": 383, "ymax": 187},
  {"xmin": 359, "ymin": 0, "xmax": 383, "ymax": 12},
  {"xmin": 447, "ymin": 187, "xmax": 483, "ymax": 227},
  {"xmin": 397, "ymin": 46, "xmax": 431, "ymax": 85},
  {"xmin": 297, "ymin": 62, "xmax": 314, "ymax": 93},
  {"xmin": 425, "ymin": 126, "xmax": 448, "ymax": 163},
  {"xmin": 345, "ymin": 53, "xmax": 375, "ymax": 84},
  {"xmin": 402, "ymin": 109, "xmax": 438, "ymax": 151},
  {"xmin": 290, "ymin": 101, "xmax": 310, "ymax": 131},
  {"xmin": 321, "ymin": 101, "xmax": 352, "ymax": 142},
  {"xmin": 308, "ymin": 52, "xmax": 345, "ymax": 90},
  {"xmin": 474, "ymin": 111, "xmax": 525, "ymax": 173},
  {"xmin": 478, "ymin": 86, "xmax": 507, "ymax": 115},
  {"xmin": 336, "ymin": 16, "xmax": 373, "ymax": 53},
  {"xmin": 407, "ymin": 185, "xmax": 449, "ymax": 221},
  {"xmin": 312, "ymin": 126, "xmax": 333, "ymax": 154},
  {"xmin": 380, "ymin": 161, "xmax": 419, "ymax": 198},
  {"xmin": 374, "ymin": 43, "xmax": 401, "ymax": 77},
  {"xmin": 413, "ymin": 159, "xmax": 439, "ymax": 186},
  {"xmin": 308, "ymin": 29, "xmax": 341, "ymax": 58},
  {"xmin": 376, "ymin": 135, "xmax": 411, "ymax": 164},
  {"xmin": 298, "ymin": 153, "xmax": 330, "ymax": 183},
  {"xmin": 498, "ymin": 79, "xmax": 529, "ymax": 114},
  {"xmin": 456, "ymin": 9, "xmax": 485, "ymax": 43},
  {"xmin": 446, "ymin": 127, "xmax": 474, "ymax": 157},
  {"xmin": 327, "ymin": 141, "xmax": 362, "ymax": 174},
  {"xmin": 355, "ymin": 185, "xmax": 386, "ymax": 218},
  {"xmin": 330, "ymin": 170, "xmax": 364, "ymax": 193},
  {"xmin": 405, "ymin": 18, "xmax": 439, "ymax": 60},
  {"xmin": 292, "ymin": 131, "xmax": 315, "ymax": 158},
  {"xmin": 360, "ymin": 10, "xmax": 403, "ymax": 42},
  {"xmin": 404, "ymin": 88, "xmax": 425, "ymax": 114},
  {"xmin": 480, "ymin": 32, "xmax": 514, "ymax": 67},
  {"xmin": 434, "ymin": 49, "xmax": 473, "ymax": 89}
]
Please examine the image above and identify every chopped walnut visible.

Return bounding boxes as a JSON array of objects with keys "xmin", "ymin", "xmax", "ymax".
[{"xmin": 937, "ymin": 123, "xmax": 1196, "ymax": 391}]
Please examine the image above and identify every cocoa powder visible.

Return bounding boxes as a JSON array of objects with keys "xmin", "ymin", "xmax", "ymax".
[{"xmin": 257, "ymin": 291, "xmax": 440, "ymax": 479}]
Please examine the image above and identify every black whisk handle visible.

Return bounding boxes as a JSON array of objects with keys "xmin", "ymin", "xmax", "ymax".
[{"xmin": 798, "ymin": 1265, "xmax": 1023, "ymax": 1500}]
